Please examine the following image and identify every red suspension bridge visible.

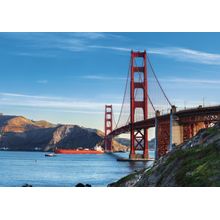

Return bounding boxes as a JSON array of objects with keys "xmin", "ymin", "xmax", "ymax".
[{"xmin": 104, "ymin": 50, "xmax": 220, "ymax": 160}]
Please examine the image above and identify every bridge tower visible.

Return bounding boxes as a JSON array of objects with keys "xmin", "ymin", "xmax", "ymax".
[
  {"xmin": 104, "ymin": 105, "xmax": 113, "ymax": 152},
  {"xmin": 130, "ymin": 51, "xmax": 148, "ymax": 159}
]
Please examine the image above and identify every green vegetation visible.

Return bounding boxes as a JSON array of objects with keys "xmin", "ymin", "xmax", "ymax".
[
  {"xmin": 174, "ymin": 144, "xmax": 220, "ymax": 186},
  {"xmin": 109, "ymin": 124, "xmax": 220, "ymax": 187},
  {"xmin": 206, "ymin": 126, "xmax": 219, "ymax": 136},
  {"xmin": 159, "ymin": 142, "xmax": 220, "ymax": 186},
  {"xmin": 110, "ymin": 143, "xmax": 220, "ymax": 187}
]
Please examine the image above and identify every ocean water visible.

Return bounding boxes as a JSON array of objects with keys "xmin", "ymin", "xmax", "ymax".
[{"xmin": 0, "ymin": 151, "xmax": 154, "ymax": 187}]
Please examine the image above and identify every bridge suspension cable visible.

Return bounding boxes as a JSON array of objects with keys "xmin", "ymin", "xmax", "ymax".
[
  {"xmin": 147, "ymin": 55, "xmax": 172, "ymax": 107},
  {"xmin": 113, "ymin": 50, "xmax": 172, "ymax": 130},
  {"xmin": 114, "ymin": 57, "xmax": 131, "ymax": 129}
]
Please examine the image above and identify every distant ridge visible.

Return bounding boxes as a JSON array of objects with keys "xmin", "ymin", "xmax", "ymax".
[{"xmin": 0, "ymin": 114, "xmax": 128, "ymax": 152}]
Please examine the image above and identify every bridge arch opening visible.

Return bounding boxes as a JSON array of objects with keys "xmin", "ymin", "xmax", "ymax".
[
  {"xmin": 134, "ymin": 107, "xmax": 144, "ymax": 122},
  {"xmin": 134, "ymin": 57, "xmax": 144, "ymax": 67},
  {"xmin": 134, "ymin": 88, "xmax": 144, "ymax": 102},
  {"xmin": 134, "ymin": 72, "xmax": 144, "ymax": 82}
]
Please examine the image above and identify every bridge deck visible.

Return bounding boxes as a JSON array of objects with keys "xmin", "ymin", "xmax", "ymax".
[
  {"xmin": 108, "ymin": 105, "xmax": 220, "ymax": 138},
  {"xmin": 117, "ymin": 158, "xmax": 154, "ymax": 162}
]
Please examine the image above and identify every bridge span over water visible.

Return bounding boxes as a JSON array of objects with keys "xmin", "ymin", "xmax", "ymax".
[{"xmin": 103, "ymin": 51, "xmax": 220, "ymax": 160}]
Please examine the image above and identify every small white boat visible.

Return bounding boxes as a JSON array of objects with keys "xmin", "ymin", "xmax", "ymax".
[{"xmin": 45, "ymin": 153, "xmax": 56, "ymax": 157}]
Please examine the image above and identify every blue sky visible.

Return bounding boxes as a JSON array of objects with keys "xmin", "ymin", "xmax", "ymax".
[{"xmin": 0, "ymin": 32, "xmax": 220, "ymax": 131}]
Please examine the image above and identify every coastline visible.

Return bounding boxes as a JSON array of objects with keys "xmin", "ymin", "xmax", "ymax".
[{"xmin": 108, "ymin": 142, "xmax": 220, "ymax": 187}]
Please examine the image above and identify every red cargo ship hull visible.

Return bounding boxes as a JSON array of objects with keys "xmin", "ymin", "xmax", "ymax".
[{"xmin": 54, "ymin": 149, "xmax": 104, "ymax": 154}]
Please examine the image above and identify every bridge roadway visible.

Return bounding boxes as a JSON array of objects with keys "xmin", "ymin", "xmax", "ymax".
[{"xmin": 108, "ymin": 105, "xmax": 220, "ymax": 138}]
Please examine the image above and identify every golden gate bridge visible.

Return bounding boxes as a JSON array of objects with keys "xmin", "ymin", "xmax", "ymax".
[{"xmin": 104, "ymin": 51, "xmax": 220, "ymax": 161}]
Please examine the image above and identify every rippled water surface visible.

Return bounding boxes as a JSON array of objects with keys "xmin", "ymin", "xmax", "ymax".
[{"xmin": 0, "ymin": 151, "xmax": 154, "ymax": 187}]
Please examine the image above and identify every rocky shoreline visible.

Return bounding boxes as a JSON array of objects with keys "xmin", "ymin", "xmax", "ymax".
[{"xmin": 108, "ymin": 123, "xmax": 220, "ymax": 187}]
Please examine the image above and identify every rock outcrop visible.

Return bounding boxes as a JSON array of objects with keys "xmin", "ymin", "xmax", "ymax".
[{"xmin": 109, "ymin": 123, "xmax": 220, "ymax": 187}]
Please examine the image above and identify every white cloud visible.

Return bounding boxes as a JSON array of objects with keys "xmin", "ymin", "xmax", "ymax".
[
  {"xmin": 13, "ymin": 52, "xmax": 56, "ymax": 58},
  {"xmin": 0, "ymin": 92, "xmax": 122, "ymax": 114},
  {"xmin": 89, "ymin": 44, "xmax": 220, "ymax": 65},
  {"xmin": 148, "ymin": 47, "xmax": 220, "ymax": 65},
  {"xmin": 160, "ymin": 77, "xmax": 220, "ymax": 85},
  {"xmin": 2, "ymin": 33, "xmax": 125, "ymax": 55},
  {"xmin": 0, "ymin": 92, "xmax": 55, "ymax": 100},
  {"xmin": 89, "ymin": 45, "xmax": 131, "ymax": 52},
  {"xmin": 71, "ymin": 32, "xmax": 106, "ymax": 40},
  {"xmin": 3, "ymin": 33, "xmax": 90, "ymax": 53},
  {"xmin": 4, "ymin": 33, "xmax": 220, "ymax": 65},
  {"xmin": 82, "ymin": 75, "xmax": 126, "ymax": 80}
]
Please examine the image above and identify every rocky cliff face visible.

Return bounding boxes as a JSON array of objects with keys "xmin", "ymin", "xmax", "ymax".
[
  {"xmin": 109, "ymin": 123, "xmax": 220, "ymax": 187},
  {"xmin": 0, "ymin": 115, "xmax": 128, "ymax": 152}
]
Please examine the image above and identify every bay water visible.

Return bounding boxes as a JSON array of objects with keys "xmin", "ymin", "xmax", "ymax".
[{"xmin": 0, "ymin": 151, "xmax": 154, "ymax": 187}]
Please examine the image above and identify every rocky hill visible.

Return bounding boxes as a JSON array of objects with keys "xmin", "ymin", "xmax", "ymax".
[
  {"xmin": 0, "ymin": 114, "xmax": 128, "ymax": 152},
  {"xmin": 0, "ymin": 116, "xmax": 53, "ymax": 133},
  {"xmin": 109, "ymin": 123, "xmax": 220, "ymax": 187}
]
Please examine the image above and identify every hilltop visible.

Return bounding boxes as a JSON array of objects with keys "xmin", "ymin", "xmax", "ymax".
[
  {"xmin": 109, "ymin": 123, "xmax": 220, "ymax": 187},
  {"xmin": 0, "ymin": 115, "xmax": 55, "ymax": 133},
  {"xmin": 0, "ymin": 114, "xmax": 128, "ymax": 152}
]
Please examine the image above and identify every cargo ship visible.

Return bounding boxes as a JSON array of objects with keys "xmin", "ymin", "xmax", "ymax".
[{"xmin": 54, "ymin": 146, "xmax": 104, "ymax": 154}]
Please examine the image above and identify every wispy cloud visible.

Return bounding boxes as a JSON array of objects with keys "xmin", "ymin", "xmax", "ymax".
[
  {"xmin": 71, "ymin": 32, "xmax": 106, "ymax": 40},
  {"xmin": 148, "ymin": 47, "xmax": 220, "ymax": 65},
  {"xmin": 89, "ymin": 45, "xmax": 131, "ymax": 52},
  {"xmin": 82, "ymin": 75, "xmax": 126, "ymax": 80},
  {"xmin": 36, "ymin": 80, "xmax": 48, "ymax": 84},
  {"xmin": 0, "ymin": 92, "xmax": 55, "ymax": 100},
  {"xmin": 78, "ymin": 33, "xmax": 125, "ymax": 40},
  {"xmin": 0, "ymin": 92, "xmax": 121, "ymax": 114},
  {"xmin": 4, "ymin": 33, "xmax": 220, "ymax": 65},
  {"xmin": 160, "ymin": 77, "xmax": 220, "ymax": 85},
  {"xmin": 2, "ymin": 33, "xmax": 89, "ymax": 53},
  {"xmin": 89, "ymin": 44, "xmax": 220, "ymax": 65},
  {"xmin": 12, "ymin": 52, "xmax": 56, "ymax": 58},
  {"xmin": 1, "ymin": 33, "xmax": 125, "ymax": 55}
]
